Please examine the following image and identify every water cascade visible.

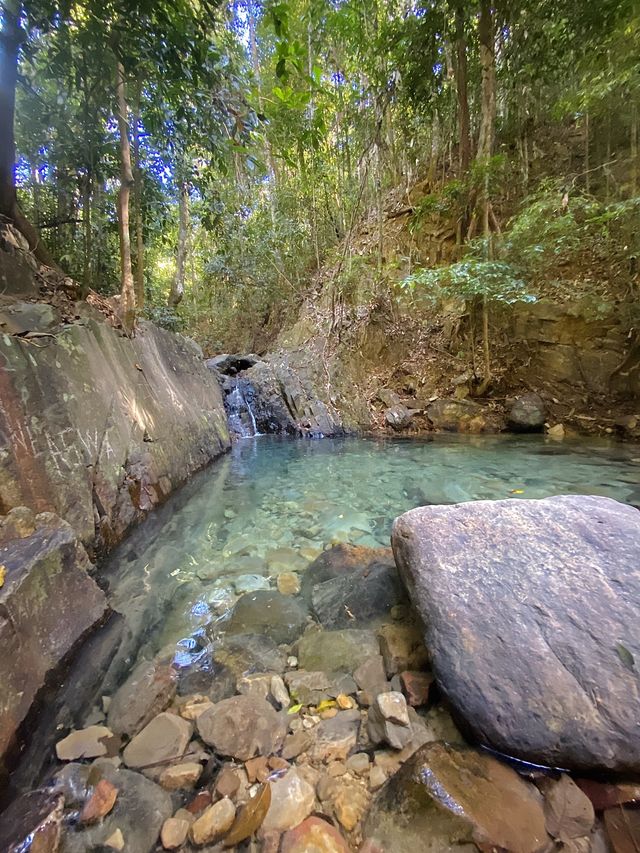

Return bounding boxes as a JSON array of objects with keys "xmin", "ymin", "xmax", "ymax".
[{"xmin": 225, "ymin": 378, "xmax": 260, "ymax": 437}]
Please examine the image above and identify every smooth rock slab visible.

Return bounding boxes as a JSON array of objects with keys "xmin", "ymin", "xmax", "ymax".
[
  {"xmin": 122, "ymin": 712, "xmax": 192, "ymax": 769},
  {"xmin": 392, "ymin": 495, "xmax": 640, "ymax": 772},
  {"xmin": 366, "ymin": 742, "xmax": 548, "ymax": 853}
]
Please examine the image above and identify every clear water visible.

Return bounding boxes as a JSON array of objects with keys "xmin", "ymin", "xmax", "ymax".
[{"xmin": 102, "ymin": 434, "xmax": 640, "ymax": 675}]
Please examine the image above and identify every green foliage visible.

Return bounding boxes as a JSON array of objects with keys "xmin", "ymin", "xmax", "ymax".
[{"xmin": 402, "ymin": 260, "xmax": 534, "ymax": 306}]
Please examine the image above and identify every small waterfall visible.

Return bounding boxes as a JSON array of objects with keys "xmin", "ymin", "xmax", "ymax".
[{"xmin": 225, "ymin": 380, "xmax": 261, "ymax": 437}]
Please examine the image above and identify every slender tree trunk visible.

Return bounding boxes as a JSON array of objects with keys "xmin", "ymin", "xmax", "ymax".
[
  {"xmin": 454, "ymin": 2, "xmax": 471, "ymax": 175},
  {"xmin": 82, "ymin": 171, "xmax": 92, "ymax": 296},
  {"xmin": 132, "ymin": 76, "xmax": 144, "ymax": 310},
  {"xmin": 631, "ymin": 101, "xmax": 638, "ymax": 196},
  {"xmin": 476, "ymin": 0, "xmax": 496, "ymax": 393},
  {"xmin": 0, "ymin": 0, "xmax": 59, "ymax": 270},
  {"xmin": 0, "ymin": 0, "xmax": 20, "ymax": 219},
  {"xmin": 169, "ymin": 180, "xmax": 189, "ymax": 307},
  {"xmin": 585, "ymin": 110, "xmax": 590, "ymax": 194},
  {"xmin": 115, "ymin": 60, "xmax": 136, "ymax": 331},
  {"xmin": 477, "ymin": 0, "xmax": 496, "ymax": 162}
]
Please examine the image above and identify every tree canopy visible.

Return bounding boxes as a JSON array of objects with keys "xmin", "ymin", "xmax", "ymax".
[{"xmin": 1, "ymin": 0, "xmax": 638, "ymax": 348}]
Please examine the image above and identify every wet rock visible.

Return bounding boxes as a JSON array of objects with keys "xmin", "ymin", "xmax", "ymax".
[
  {"xmin": 262, "ymin": 769, "xmax": 315, "ymax": 833},
  {"xmin": 297, "ymin": 629, "xmax": 380, "ymax": 674},
  {"xmin": 161, "ymin": 816, "xmax": 190, "ymax": 850},
  {"xmin": 213, "ymin": 766, "xmax": 242, "ymax": 800},
  {"xmin": 60, "ymin": 763, "xmax": 172, "ymax": 853},
  {"xmin": 176, "ymin": 653, "xmax": 237, "ymax": 700},
  {"xmin": 225, "ymin": 590, "xmax": 309, "ymax": 644},
  {"xmin": 366, "ymin": 742, "xmax": 548, "ymax": 852},
  {"xmin": 79, "ymin": 778, "xmax": 118, "ymax": 824},
  {"xmin": 300, "ymin": 544, "xmax": 394, "ymax": 601},
  {"xmin": 426, "ymin": 397, "xmax": 502, "ymax": 432},
  {"xmin": 367, "ymin": 692, "xmax": 413, "ymax": 750},
  {"xmin": 190, "ymin": 797, "xmax": 236, "ymax": 846},
  {"xmin": 282, "ymin": 730, "xmax": 315, "ymax": 760},
  {"xmin": 0, "ymin": 791, "xmax": 64, "ymax": 853},
  {"xmin": 104, "ymin": 828, "xmax": 125, "ymax": 850},
  {"xmin": 210, "ymin": 633, "xmax": 288, "ymax": 676},
  {"xmin": 347, "ymin": 752, "xmax": 370, "ymax": 775},
  {"xmin": 277, "ymin": 572, "xmax": 301, "ymax": 596},
  {"xmin": 311, "ymin": 560, "xmax": 408, "ymax": 629},
  {"xmin": 107, "ymin": 658, "xmax": 177, "ymax": 737},
  {"xmin": 311, "ymin": 710, "xmax": 361, "ymax": 762},
  {"xmin": 377, "ymin": 623, "xmax": 429, "ymax": 677},
  {"xmin": 0, "ymin": 506, "xmax": 36, "ymax": 541},
  {"xmin": 56, "ymin": 725, "xmax": 114, "ymax": 761},
  {"xmin": 197, "ymin": 695, "xmax": 286, "ymax": 760},
  {"xmin": 542, "ymin": 774, "xmax": 594, "ymax": 841},
  {"xmin": 508, "ymin": 392, "xmax": 547, "ymax": 432},
  {"xmin": 392, "ymin": 495, "xmax": 640, "ymax": 771},
  {"xmin": 319, "ymin": 776, "xmax": 370, "ymax": 831},
  {"xmin": 281, "ymin": 816, "xmax": 350, "ymax": 852},
  {"xmin": 575, "ymin": 779, "xmax": 640, "ymax": 811},
  {"xmin": 122, "ymin": 712, "xmax": 192, "ymax": 769},
  {"xmin": 159, "ymin": 761, "xmax": 203, "ymax": 790},
  {"xmin": 353, "ymin": 656, "xmax": 390, "ymax": 697},
  {"xmin": 238, "ymin": 672, "xmax": 276, "ymax": 703},
  {"xmin": 285, "ymin": 671, "xmax": 357, "ymax": 706},
  {"xmin": 0, "ymin": 514, "xmax": 108, "ymax": 767},
  {"xmin": 245, "ymin": 755, "xmax": 271, "ymax": 783},
  {"xmin": 271, "ymin": 674, "xmax": 290, "ymax": 709},
  {"xmin": 604, "ymin": 804, "xmax": 640, "ymax": 853},
  {"xmin": 178, "ymin": 695, "xmax": 215, "ymax": 721},
  {"xmin": 232, "ymin": 574, "xmax": 270, "ymax": 594},
  {"xmin": 400, "ymin": 670, "xmax": 434, "ymax": 707}
]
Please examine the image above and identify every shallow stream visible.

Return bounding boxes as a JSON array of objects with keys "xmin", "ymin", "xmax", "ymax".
[{"xmin": 102, "ymin": 433, "xmax": 639, "ymax": 676}]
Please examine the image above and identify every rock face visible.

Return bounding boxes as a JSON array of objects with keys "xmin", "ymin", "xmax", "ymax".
[
  {"xmin": 366, "ymin": 742, "xmax": 548, "ymax": 852},
  {"xmin": 0, "ymin": 512, "xmax": 108, "ymax": 770},
  {"xmin": 211, "ymin": 351, "xmax": 347, "ymax": 438},
  {"xmin": 392, "ymin": 495, "xmax": 640, "ymax": 772},
  {"xmin": 0, "ymin": 298, "xmax": 230, "ymax": 556}
]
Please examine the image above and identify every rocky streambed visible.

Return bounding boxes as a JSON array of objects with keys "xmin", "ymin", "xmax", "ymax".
[{"xmin": 1, "ymin": 481, "xmax": 640, "ymax": 853}]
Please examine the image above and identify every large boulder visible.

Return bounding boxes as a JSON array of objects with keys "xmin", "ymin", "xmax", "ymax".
[
  {"xmin": 392, "ymin": 495, "xmax": 640, "ymax": 772},
  {"xmin": 0, "ymin": 511, "xmax": 108, "ymax": 770},
  {"xmin": 507, "ymin": 392, "xmax": 547, "ymax": 432}
]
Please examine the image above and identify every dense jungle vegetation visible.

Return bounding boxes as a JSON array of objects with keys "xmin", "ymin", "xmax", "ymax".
[{"xmin": 1, "ymin": 0, "xmax": 639, "ymax": 361}]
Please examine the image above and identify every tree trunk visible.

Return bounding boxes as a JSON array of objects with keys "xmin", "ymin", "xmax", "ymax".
[
  {"xmin": 115, "ymin": 60, "xmax": 136, "ymax": 331},
  {"xmin": 132, "ymin": 76, "xmax": 144, "ymax": 310},
  {"xmin": 476, "ymin": 0, "xmax": 496, "ymax": 162},
  {"xmin": 169, "ymin": 180, "xmax": 189, "ymax": 307},
  {"xmin": 0, "ymin": 0, "xmax": 21, "ymax": 220},
  {"xmin": 475, "ymin": 0, "xmax": 496, "ymax": 394},
  {"xmin": 0, "ymin": 0, "xmax": 59, "ymax": 270},
  {"xmin": 454, "ymin": 2, "xmax": 471, "ymax": 175}
]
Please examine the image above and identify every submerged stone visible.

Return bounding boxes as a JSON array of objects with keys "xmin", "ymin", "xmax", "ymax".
[
  {"xmin": 365, "ymin": 742, "xmax": 548, "ymax": 853},
  {"xmin": 281, "ymin": 816, "xmax": 350, "ymax": 853},
  {"xmin": 122, "ymin": 712, "xmax": 192, "ymax": 769},
  {"xmin": 196, "ymin": 695, "xmax": 286, "ymax": 761},
  {"xmin": 297, "ymin": 629, "xmax": 380, "ymax": 674},
  {"xmin": 209, "ymin": 633, "xmax": 288, "ymax": 676},
  {"xmin": 392, "ymin": 495, "xmax": 640, "ymax": 772},
  {"xmin": 107, "ymin": 658, "xmax": 177, "ymax": 737},
  {"xmin": 225, "ymin": 590, "xmax": 309, "ymax": 644}
]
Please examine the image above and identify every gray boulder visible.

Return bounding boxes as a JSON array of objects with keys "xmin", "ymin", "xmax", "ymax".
[
  {"xmin": 392, "ymin": 495, "xmax": 640, "ymax": 772},
  {"xmin": 507, "ymin": 392, "xmax": 546, "ymax": 432},
  {"xmin": 225, "ymin": 590, "xmax": 309, "ymax": 644}
]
